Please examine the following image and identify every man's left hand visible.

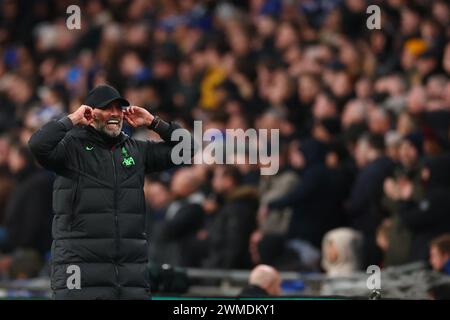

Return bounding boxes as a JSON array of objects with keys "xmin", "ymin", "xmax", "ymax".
[{"xmin": 123, "ymin": 106, "xmax": 155, "ymax": 128}]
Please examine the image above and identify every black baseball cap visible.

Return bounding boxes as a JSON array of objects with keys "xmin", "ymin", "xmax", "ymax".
[{"xmin": 84, "ymin": 84, "xmax": 130, "ymax": 109}]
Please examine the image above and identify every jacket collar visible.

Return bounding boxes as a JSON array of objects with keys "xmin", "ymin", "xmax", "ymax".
[{"xmin": 72, "ymin": 125, "xmax": 129, "ymax": 149}]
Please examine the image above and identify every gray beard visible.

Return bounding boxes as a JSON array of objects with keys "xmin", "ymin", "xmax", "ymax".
[{"xmin": 93, "ymin": 120, "xmax": 123, "ymax": 138}]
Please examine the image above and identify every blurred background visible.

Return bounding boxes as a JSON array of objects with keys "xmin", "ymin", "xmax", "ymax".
[{"xmin": 0, "ymin": 0, "xmax": 450, "ymax": 299}]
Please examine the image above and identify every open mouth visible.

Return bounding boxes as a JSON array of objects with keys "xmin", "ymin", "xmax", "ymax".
[{"xmin": 106, "ymin": 119, "xmax": 120, "ymax": 126}]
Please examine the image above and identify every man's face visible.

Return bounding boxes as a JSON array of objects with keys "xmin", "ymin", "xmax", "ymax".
[
  {"xmin": 430, "ymin": 246, "xmax": 449, "ymax": 271},
  {"xmin": 212, "ymin": 167, "xmax": 224, "ymax": 193},
  {"xmin": 170, "ymin": 169, "xmax": 192, "ymax": 198},
  {"xmin": 144, "ymin": 181, "xmax": 170, "ymax": 209},
  {"xmin": 8, "ymin": 147, "xmax": 26, "ymax": 174},
  {"xmin": 92, "ymin": 101, "xmax": 124, "ymax": 137},
  {"xmin": 212, "ymin": 167, "xmax": 233, "ymax": 194},
  {"xmin": 399, "ymin": 140, "xmax": 418, "ymax": 169},
  {"xmin": 355, "ymin": 139, "xmax": 369, "ymax": 168}
]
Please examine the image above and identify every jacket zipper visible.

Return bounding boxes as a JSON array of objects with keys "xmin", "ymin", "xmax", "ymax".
[{"xmin": 110, "ymin": 149, "xmax": 121, "ymax": 299}]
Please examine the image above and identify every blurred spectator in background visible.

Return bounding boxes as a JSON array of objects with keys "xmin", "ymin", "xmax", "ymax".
[
  {"xmin": 204, "ymin": 165, "xmax": 258, "ymax": 269},
  {"xmin": 0, "ymin": 141, "xmax": 53, "ymax": 256},
  {"xmin": 398, "ymin": 154, "xmax": 450, "ymax": 262},
  {"xmin": 240, "ymin": 264, "xmax": 281, "ymax": 297},
  {"xmin": 429, "ymin": 233, "xmax": 450, "ymax": 275},
  {"xmin": 321, "ymin": 227, "xmax": 364, "ymax": 277},
  {"xmin": 375, "ymin": 219, "xmax": 391, "ymax": 268},
  {"xmin": 250, "ymin": 144, "xmax": 299, "ymax": 266},
  {"xmin": 368, "ymin": 108, "xmax": 391, "ymax": 136},
  {"xmin": 260, "ymin": 137, "xmax": 347, "ymax": 271},
  {"xmin": 380, "ymin": 132, "xmax": 424, "ymax": 266},
  {"xmin": 144, "ymin": 177, "xmax": 171, "ymax": 265},
  {"xmin": 0, "ymin": 135, "xmax": 14, "ymax": 230},
  {"xmin": 151, "ymin": 168, "xmax": 205, "ymax": 267},
  {"xmin": 0, "ymin": 248, "xmax": 43, "ymax": 280},
  {"xmin": 346, "ymin": 133, "xmax": 394, "ymax": 267}
]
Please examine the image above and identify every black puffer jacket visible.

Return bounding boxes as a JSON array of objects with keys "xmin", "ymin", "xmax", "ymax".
[{"xmin": 29, "ymin": 116, "xmax": 192, "ymax": 300}]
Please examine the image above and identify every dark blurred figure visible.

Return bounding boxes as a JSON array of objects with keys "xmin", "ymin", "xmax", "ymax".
[
  {"xmin": 0, "ymin": 248, "xmax": 43, "ymax": 281},
  {"xmin": 346, "ymin": 133, "xmax": 395, "ymax": 267},
  {"xmin": 398, "ymin": 154, "xmax": 450, "ymax": 262},
  {"xmin": 260, "ymin": 138, "xmax": 347, "ymax": 271},
  {"xmin": 340, "ymin": 0, "xmax": 367, "ymax": 40},
  {"xmin": 250, "ymin": 144, "xmax": 300, "ymax": 267},
  {"xmin": 380, "ymin": 132, "xmax": 425, "ymax": 266},
  {"xmin": 204, "ymin": 165, "xmax": 258, "ymax": 269},
  {"xmin": 269, "ymin": 139, "xmax": 346, "ymax": 247},
  {"xmin": 144, "ymin": 177, "xmax": 171, "ymax": 265},
  {"xmin": 428, "ymin": 283, "xmax": 450, "ymax": 300},
  {"xmin": 150, "ymin": 168, "xmax": 205, "ymax": 267},
  {"xmin": 0, "ymin": 141, "xmax": 53, "ymax": 256},
  {"xmin": 0, "ymin": 135, "xmax": 14, "ymax": 228}
]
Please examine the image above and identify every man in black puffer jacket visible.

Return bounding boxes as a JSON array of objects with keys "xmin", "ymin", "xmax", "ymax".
[{"xmin": 28, "ymin": 84, "xmax": 194, "ymax": 299}]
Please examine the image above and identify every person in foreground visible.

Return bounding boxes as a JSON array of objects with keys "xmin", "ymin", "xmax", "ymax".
[
  {"xmin": 28, "ymin": 84, "xmax": 193, "ymax": 300},
  {"xmin": 240, "ymin": 264, "xmax": 282, "ymax": 297}
]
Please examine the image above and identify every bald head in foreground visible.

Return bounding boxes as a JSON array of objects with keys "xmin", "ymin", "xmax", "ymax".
[{"xmin": 240, "ymin": 264, "xmax": 282, "ymax": 297}]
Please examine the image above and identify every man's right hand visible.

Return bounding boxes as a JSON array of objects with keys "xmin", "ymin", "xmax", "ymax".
[{"xmin": 68, "ymin": 105, "xmax": 94, "ymax": 126}]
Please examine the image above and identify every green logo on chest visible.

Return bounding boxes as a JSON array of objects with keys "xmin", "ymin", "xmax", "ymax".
[{"xmin": 121, "ymin": 147, "xmax": 135, "ymax": 167}]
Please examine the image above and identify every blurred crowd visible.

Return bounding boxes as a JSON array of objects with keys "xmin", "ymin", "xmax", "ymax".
[{"xmin": 0, "ymin": 0, "xmax": 450, "ymax": 283}]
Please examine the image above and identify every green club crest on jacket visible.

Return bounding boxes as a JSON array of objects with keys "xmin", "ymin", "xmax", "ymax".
[{"xmin": 121, "ymin": 147, "xmax": 135, "ymax": 167}]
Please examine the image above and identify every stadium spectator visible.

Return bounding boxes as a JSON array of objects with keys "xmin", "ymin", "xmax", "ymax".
[
  {"xmin": 379, "ymin": 132, "xmax": 424, "ymax": 266},
  {"xmin": 429, "ymin": 233, "xmax": 450, "ymax": 275},
  {"xmin": 152, "ymin": 168, "xmax": 205, "ymax": 267},
  {"xmin": 321, "ymin": 227, "xmax": 364, "ymax": 277},
  {"xmin": 0, "ymin": 135, "xmax": 14, "ymax": 228},
  {"xmin": 240, "ymin": 264, "xmax": 281, "ymax": 297},
  {"xmin": 204, "ymin": 165, "xmax": 258, "ymax": 269},
  {"xmin": 7, "ymin": 249, "xmax": 43, "ymax": 280},
  {"xmin": 250, "ymin": 144, "xmax": 299, "ymax": 266},
  {"xmin": 0, "ymin": 141, "xmax": 53, "ymax": 256},
  {"xmin": 398, "ymin": 154, "xmax": 450, "ymax": 262},
  {"xmin": 144, "ymin": 177, "xmax": 172, "ymax": 265},
  {"xmin": 346, "ymin": 133, "xmax": 395, "ymax": 267},
  {"xmin": 259, "ymin": 138, "xmax": 348, "ymax": 271}
]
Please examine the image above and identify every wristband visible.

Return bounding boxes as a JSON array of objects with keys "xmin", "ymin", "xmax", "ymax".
[{"xmin": 147, "ymin": 116, "xmax": 160, "ymax": 130}]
